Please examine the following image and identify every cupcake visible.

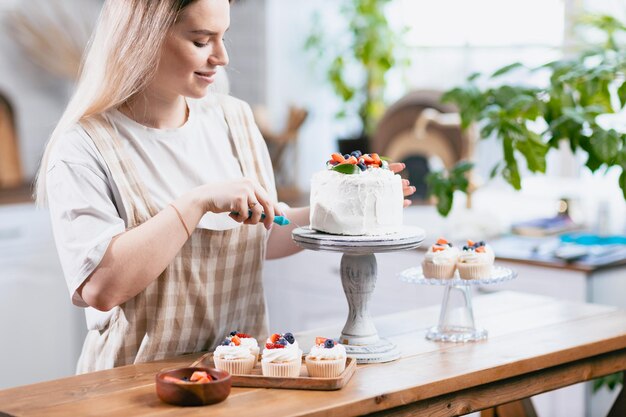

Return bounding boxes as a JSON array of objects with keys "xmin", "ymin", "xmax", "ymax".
[
  {"xmin": 228, "ymin": 330, "xmax": 260, "ymax": 359},
  {"xmin": 456, "ymin": 240, "xmax": 495, "ymax": 279},
  {"xmin": 421, "ymin": 238, "xmax": 459, "ymax": 279},
  {"xmin": 305, "ymin": 337, "xmax": 347, "ymax": 378},
  {"xmin": 213, "ymin": 335, "xmax": 256, "ymax": 375},
  {"xmin": 261, "ymin": 332, "xmax": 302, "ymax": 378}
]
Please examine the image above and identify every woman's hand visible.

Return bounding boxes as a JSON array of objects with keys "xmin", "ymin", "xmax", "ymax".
[
  {"xmin": 389, "ymin": 162, "xmax": 416, "ymax": 208},
  {"xmin": 194, "ymin": 178, "xmax": 282, "ymax": 229}
]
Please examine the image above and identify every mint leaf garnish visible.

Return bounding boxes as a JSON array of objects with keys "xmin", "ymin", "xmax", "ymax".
[{"xmin": 332, "ymin": 163, "xmax": 360, "ymax": 175}]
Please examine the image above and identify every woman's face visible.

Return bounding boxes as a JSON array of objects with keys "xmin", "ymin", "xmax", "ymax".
[{"xmin": 151, "ymin": 0, "xmax": 230, "ymax": 100}]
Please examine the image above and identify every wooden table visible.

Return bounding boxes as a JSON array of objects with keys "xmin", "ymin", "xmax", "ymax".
[{"xmin": 1, "ymin": 291, "xmax": 624, "ymax": 417}]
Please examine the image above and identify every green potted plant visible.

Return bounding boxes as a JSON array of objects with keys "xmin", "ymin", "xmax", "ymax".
[
  {"xmin": 428, "ymin": 14, "xmax": 626, "ymax": 218},
  {"xmin": 434, "ymin": 13, "xmax": 626, "ymax": 392},
  {"xmin": 305, "ymin": 0, "xmax": 408, "ymax": 154}
]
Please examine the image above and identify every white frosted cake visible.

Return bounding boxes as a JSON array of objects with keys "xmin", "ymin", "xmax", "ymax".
[{"xmin": 309, "ymin": 152, "xmax": 403, "ymax": 236}]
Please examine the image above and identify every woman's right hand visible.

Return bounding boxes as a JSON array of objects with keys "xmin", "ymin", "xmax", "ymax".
[{"xmin": 193, "ymin": 178, "xmax": 282, "ymax": 230}]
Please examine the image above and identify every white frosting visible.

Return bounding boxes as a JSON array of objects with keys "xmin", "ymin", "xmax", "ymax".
[
  {"xmin": 310, "ymin": 168, "xmax": 403, "ymax": 235},
  {"xmin": 424, "ymin": 245, "xmax": 459, "ymax": 265},
  {"xmin": 239, "ymin": 337, "xmax": 258, "ymax": 351},
  {"xmin": 458, "ymin": 245, "xmax": 495, "ymax": 264},
  {"xmin": 214, "ymin": 344, "xmax": 254, "ymax": 360},
  {"xmin": 261, "ymin": 343, "xmax": 302, "ymax": 363},
  {"xmin": 307, "ymin": 343, "xmax": 347, "ymax": 360}
]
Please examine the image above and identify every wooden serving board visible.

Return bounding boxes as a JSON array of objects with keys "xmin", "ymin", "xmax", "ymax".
[{"xmin": 192, "ymin": 353, "xmax": 356, "ymax": 390}]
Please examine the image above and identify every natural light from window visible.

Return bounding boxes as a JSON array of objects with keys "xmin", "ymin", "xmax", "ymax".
[{"xmin": 389, "ymin": 0, "xmax": 564, "ymax": 47}]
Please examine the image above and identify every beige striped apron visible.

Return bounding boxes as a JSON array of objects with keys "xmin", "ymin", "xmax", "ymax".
[{"xmin": 76, "ymin": 95, "xmax": 272, "ymax": 373}]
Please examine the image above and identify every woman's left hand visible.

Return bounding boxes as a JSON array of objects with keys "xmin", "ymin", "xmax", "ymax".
[{"xmin": 389, "ymin": 162, "xmax": 415, "ymax": 208}]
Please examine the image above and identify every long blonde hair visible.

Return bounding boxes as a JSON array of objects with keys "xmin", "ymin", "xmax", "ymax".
[{"xmin": 35, "ymin": 0, "xmax": 200, "ymax": 205}]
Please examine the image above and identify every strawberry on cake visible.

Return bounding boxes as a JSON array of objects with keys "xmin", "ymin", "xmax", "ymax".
[
  {"xmin": 457, "ymin": 240, "xmax": 495, "ymax": 279},
  {"xmin": 305, "ymin": 337, "xmax": 347, "ymax": 378},
  {"xmin": 213, "ymin": 334, "xmax": 256, "ymax": 375},
  {"xmin": 261, "ymin": 332, "xmax": 302, "ymax": 377},
  {"xmin": 421, "ymin": 237, "xmax": 459, "ymax": 279},
  {"xmin": 227, "ymin": 330, "xmax": 259, "ymax": 359},
  {"xmin": 310, "ymin": 151, "xmax": 403, "ymax": 236}
]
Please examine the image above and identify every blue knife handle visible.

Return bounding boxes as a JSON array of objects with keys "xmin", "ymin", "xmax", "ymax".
[{"xmin": 230, "ymin": 210, "xmax": 290, "ymax": 226}]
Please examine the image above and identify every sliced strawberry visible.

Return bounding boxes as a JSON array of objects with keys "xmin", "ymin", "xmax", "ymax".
[
  {"xmin": 476, "ymin": 246, "xmax": 486, "ymax": 253},
  {"xmin": 432, "ymin": 246, "xmax": 445, "ymax": 252},
  {"xmin": 230, "ymin": 335, "xmax": 241, "ymax": 346},
  {"xmin": 362, "ymin": 154, "xmax": 375, "ymax": 164},
  {"xmin": 163, "ymin": 375, "xmax": 183, "ymax": 383},
  {"xmin": 190, "ymin": 371, "xmax": 209, "ymax": 382},
  {"xmin": 265, "ymin": 342, "xmax": 285, "ymax": 349},
  {"xmin": 346, "ymin": 156, "xmax": 358, "ymax": 164},
  {"xmin": 236, "ymin": 333, "xmax": 251, "ymax": 338},
  {"xmin": 315, "ymin": 336, "xmax": 327, "ymax": 346},
  {"xmin": 331, "ymin": 153, "xmax": 345, "ymax": 163},
  {"xmin": 467, "ymin": 240, "xmax": 475, "ymax": 247},
  {"xmin": 270, "ymin": 333, "xmax": 280, "ymax": 343},
  {"xmin": 371, "ymin": 153, "xmax": 382, "ymax": 165},
  {"xmin": 436, "ymin": 238, "xmax": 448, "ymax": 245},
  {"xmin": 196, "ymin": 376, "xmax": 212, "ymax": 383}
]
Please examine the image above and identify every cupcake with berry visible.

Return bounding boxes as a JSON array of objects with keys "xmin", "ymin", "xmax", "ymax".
[
  {"xmin": 227, "ymin": 330, "xmax": 259, "ymax": 359},
  {"xmin": 456, "ymin": 240, "xmax": 495, "ymax": 280},
  {"xmin": 213, "ymin": 334, "xmax": 257, "ymax": 375},
  {"xmin": 421, "ymin": 238, "xmax": 459, "ymax": 279},
  {"xmin": 261, "ymin": 332, "xmax": 303, "ymax": 378},
  {"xmin": 305, "ymin": 337, "xmax": 347, "ymax": 378}
]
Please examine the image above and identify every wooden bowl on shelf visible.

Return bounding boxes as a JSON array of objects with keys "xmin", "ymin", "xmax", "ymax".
[{"xmin": 155, "ymin": 367, "xmax": 231, "ymax": 406}]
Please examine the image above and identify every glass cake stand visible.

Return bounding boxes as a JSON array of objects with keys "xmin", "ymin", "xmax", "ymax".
[
  {"xmin": 292, "ymin": 226, "xmax": 425, "ymax": 363},
  {"xmin": 398, "ymin": 266, "xmax": 517, "ymax": 342}
]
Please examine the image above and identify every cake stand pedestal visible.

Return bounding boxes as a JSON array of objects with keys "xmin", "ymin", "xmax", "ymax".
[
  {"xmin": 292, "ymin": 226, "xmax": 425, "ymax": 363},
  {"xmin": 398, "ymin": 266, "xmax": 517, "ymax": 342}
]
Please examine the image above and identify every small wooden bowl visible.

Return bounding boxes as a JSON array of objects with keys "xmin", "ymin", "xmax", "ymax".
[{"xmin": 156, "ymin": 367, "xmax": 231, "ymax": 406}]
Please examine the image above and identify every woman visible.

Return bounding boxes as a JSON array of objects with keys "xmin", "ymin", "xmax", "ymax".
[{"xmin": 37, "ymin": 0, "xmax": 415, "ymax": 373}]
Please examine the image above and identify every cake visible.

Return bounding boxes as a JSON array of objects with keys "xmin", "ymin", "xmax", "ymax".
[
  {"xmin": 305, "ymin": 337, "xmax": 347, "ymax": 378},
  {"xmin": 227, "ymin": 330, "xmax": 259, "ymax": 359},
  {"xmin": 213, "ymin": 335, "xmax": 257, "ymax": 375},
  {"xmin": 261, "ymin": 332, "xmax": 302, "ymax": 377},
  {"xmin": 309, "ymin": 151, "xmax": 403, "ymax": 235},
  {"xmin": 422, "ymin": 238, "xmax": 459, "ymax": 279},
  {"xmin": 456, "ymin": 240, "xmax": 495, "ymax": 279}
]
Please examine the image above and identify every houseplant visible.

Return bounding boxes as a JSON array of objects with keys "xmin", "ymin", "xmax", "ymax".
[
  {"xmin": 428, "ymin": 13, "xmax": 626, "ymax": 219},
  {"xmin": 305, "ymin": 0, "xmax": 408, "ymax": 154},
  {"xmin": 433, "ymin": 13, "xmax": 625, "ymax": 392}
]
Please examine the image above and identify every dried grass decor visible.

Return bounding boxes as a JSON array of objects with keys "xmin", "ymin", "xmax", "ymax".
[{"xmin": 5, "ymin": 0, "xmax": 100, "ymax": 80}]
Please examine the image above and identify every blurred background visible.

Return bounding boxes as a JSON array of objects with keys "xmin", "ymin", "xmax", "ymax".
[{"xmin": 1, "ymin": 1, "xmax": 625, "ymax": 416}]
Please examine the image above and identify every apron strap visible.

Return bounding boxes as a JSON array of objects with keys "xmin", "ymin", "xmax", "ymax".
[{"xmin": 80, "ymin": 115, "xmax": 160, "ymax": 228}]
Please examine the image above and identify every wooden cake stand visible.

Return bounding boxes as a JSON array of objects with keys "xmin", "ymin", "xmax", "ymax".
[{"xmin": 292, "ymin": 226, "xmax": 425, "ymax": 363}]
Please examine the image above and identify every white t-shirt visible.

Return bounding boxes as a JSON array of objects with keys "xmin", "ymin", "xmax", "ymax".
[{"xmin": 46, "ymin": 97, "xmax": 277, "ymax": 328}]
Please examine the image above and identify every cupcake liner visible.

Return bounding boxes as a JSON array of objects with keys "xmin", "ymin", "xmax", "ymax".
[
  {"xmin": 457, "ymin": 262, "xmax": 492, "ymax": 280},
  {"xmin": 261, "ymin": 358, "xmax": 302, "ymax": 377},
  {"xmin": 305, "ymin": 357, "xmax": 346, "ymax": 378},
  {"xmin": 422, "ymin": 261, "xmax": 456, "ymax": 279},
  {"xmin": 214, "ymin": 354, "xmax": 256, "ymax": 375}
]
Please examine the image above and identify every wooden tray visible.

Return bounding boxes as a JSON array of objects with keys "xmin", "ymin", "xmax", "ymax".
[{"xmin": 191, "ymin": 353, "xmax": 356, "ymax": 390}]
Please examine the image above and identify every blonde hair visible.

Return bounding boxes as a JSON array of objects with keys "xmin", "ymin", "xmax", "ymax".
[{"xmin": 35, "ymin": 0, "xmax": 200, "ymax": 205}]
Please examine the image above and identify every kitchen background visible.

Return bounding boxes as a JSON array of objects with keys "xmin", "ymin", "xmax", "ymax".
[{"xmin": 1, "ymin": 1, "xmax": 625, "ymax": 416}]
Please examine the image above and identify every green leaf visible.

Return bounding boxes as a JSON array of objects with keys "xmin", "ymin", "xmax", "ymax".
[
  {"xmin": 331, "ymin": 163, "xmax": 360, "ymax": 175},
  {"xmin": 491, "ymin": 62, "xmax": 524, "ymax": 78},
  {"xmin": 515, "ymin": 135, "xmax": 548, "ymax": 173},
  {"xmin": 436, "ymin": 190, "xmax": 454, "ymax": 217},
  {"xmin": 502, "ymin": 137, "xmax": 521, "ymax": 189},
  {"xmin": 590, "ymin": 129, "xmax": 620, "ymax": 162},
  {"xmin": 618, "ymin": 81, "xmax": 626, "ymax": 109},
  {"xmin": 489, "ymin": 162, "xmax": 502, "ymax": 179},
  {"xmin": 620, "ymin": 170, "xmax": 626, "ymax": 199}
]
